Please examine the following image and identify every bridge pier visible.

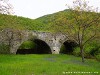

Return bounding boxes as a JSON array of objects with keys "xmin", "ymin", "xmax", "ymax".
[
  {"xmin": 51, "ymin": 47, "xmax": 60, "ymax": 54},
  {"xmin": 48, "ymin": 38, "xmax": 62, "ymax": 54},
  {"xmin": 10, "ymin": 47, "xmax": 17, "ymax": 54},
  {"xmin": 9, "ymin": 41, "xmax": 22, "ymax": 54}
]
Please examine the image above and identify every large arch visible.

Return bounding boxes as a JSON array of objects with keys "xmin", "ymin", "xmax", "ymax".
[
  {"xmin": 60, "ymin": 40, "xmax": 78, "ymax": 54},
  {"xmin": 16, "ymin": 39, "xmax": 52, "ymax": 54}
]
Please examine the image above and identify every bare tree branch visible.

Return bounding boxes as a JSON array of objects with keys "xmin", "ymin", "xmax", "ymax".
[
  {"xmin": 83, "ymin": 30, "xmax": 96, "ymax": 46},
  {"xmin": 0, "ymin": 0, "xmax": 13, "ymax": 14}
]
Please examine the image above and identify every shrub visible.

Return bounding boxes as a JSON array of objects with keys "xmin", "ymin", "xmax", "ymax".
[
  {"xmin": 83, "ymin": 40, "xmax": 100, "ymax": 59},
  {"xmin": 19, "ymin": 41, "xmax": 37, "ymax": 49},
  {"xmin": 73, "ymin": 47, "xmax": 81, "ymax": 56},
  {"xmin": 95, "ymin": 54, "xmax": 100, "ymax": 61}
]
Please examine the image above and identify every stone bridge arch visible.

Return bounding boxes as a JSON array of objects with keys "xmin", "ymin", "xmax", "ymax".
[
  {"xmin": 0, "ymin": 28, "xmax": 75, "ymax": 54},
  {"xmin": 16, "ymin": 39, "xmax": 52, "ymax": 54},
  {"xmin": 9, "ymin": 31, "xmax": 53, "ymax": 54},
  {"xmin": 60, "ymin": 39, "xmax": 78, "ymax": 54}
]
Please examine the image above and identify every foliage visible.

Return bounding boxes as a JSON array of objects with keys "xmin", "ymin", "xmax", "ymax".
[
  {"xmin": 73, "ymin": 47, "xmax": 81, "ymax": 56},
  {"xmin": 19, "ymin": 41, "xmax": 37, "ymax": 49},
  {"xmin": 95, "ymin": 54, "xmax": 100, "ymax": 61},
  {"xmin": 0, "ymin": 14, "xmax": 34, "ymax": 30},
  {"xmin": 73, "ymin": 40, "xmax": 100, "ymax": 60},
  {"xmin": 0, "ymin": 9, "xmax": 99, "ymax": 32},
  {"xmin": 53, "ymin": 0, "xmax": 100, "ymax": 62}
]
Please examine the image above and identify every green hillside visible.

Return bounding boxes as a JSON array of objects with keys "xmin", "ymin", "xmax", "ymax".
[
  {"xmin": 0, "ymin": 14, "xmax": 34, "ymax": 30},
  {"xmin": 0, "ymin": 9, "xmax": 71, "ymax": 32},
  {"xmin": 0, "ymin": 9, "xmax": 100, "ymax": 32}
]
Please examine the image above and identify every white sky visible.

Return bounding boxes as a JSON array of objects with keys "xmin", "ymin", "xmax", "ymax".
[{"xmin": 9, "ymin": 0, "xmax": 100, "ymax": 19}]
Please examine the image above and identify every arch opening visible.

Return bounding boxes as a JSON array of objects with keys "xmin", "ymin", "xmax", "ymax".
[
  {"xmin": 60, "ymin": 40, "xmax": 78, "ymax": 54},
  {"xmin": 16, "ymin": 39, "xmax": 52, "ymax": 54}
]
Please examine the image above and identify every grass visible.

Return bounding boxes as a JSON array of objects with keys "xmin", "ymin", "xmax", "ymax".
[{"xmin": 0, "ymin": 54, "xmax": 99, "ymax": 75}]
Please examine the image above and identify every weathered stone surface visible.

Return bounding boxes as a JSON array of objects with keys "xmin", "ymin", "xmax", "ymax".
[{"xmin": 0, "ymin": 28, "xmax": 71, "ymax": 54}]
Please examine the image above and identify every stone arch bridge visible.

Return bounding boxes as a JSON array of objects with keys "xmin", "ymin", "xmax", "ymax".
[{"xmin": 0, "ymin": 29, "xmax": 75, "ymax": 54}]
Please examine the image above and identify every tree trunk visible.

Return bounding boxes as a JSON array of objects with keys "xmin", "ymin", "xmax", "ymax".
[{"xmin": 80, "ymin": 46, "xmax": 85, "ymax": 62}]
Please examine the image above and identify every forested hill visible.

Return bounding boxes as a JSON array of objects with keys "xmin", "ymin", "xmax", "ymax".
[
  {"xmin": 0, "ymin": 9, "xmax": 100, "ymax": 33},
  {"xmin": 0, "ymin": 9, "xmax": 71, "ymax": 32}
]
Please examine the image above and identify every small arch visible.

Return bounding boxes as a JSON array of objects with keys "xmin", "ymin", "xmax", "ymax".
[
  {"xmin": 60, "ymin": 40, "xmax": 78, "ymax": 54},
  {"xmin": 16, "ymin": 39, "xmax": 52, "ymax": 54}
]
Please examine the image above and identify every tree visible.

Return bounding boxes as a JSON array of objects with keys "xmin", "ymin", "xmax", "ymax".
[
  {"xmin": 65, "ymin": 0, "xmax": 100, "ymax": 62},
  {"xmin": 0, "ymin": 0, "xmax": 13, "ymax": 14}
]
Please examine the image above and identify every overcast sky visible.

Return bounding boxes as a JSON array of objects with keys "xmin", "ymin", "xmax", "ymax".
[{"xmin": 9, "ymin": 0, "xmax": 100, "ymax": 19}]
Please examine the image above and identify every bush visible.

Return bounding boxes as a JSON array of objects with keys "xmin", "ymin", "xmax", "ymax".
[
  {"xmin": 83, "ymin": 41, "xmax": 100, "ymax": 59},
  {"xmin": 73, "ymin": 47, "xmax": 81, "ymax": 56},
  {"xmin": 0, "ymin": 43, "xmax": 10, "ymax": 54},
  {"xmin": 19, "ymin": 41, "xmax": 37, "ymax": 49},
  {"xmin": 73, "ymin": 42, "xmax": 100, "ymax": 59},
  {"xmin": 90, "ymin": 47, "xmax": 100, "ymax": 56},
  {"xmin": 84, "ymin": 46, "xmax": 95, "ymax": 58},
  {"xmin": 95, "ymin": 54, "xmax": 100, "ymax": 61}
]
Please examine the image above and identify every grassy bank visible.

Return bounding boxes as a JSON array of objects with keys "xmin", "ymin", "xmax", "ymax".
[{"xmin": 0, "ymin": 54, "xmax": 99, "ymax": 75}]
